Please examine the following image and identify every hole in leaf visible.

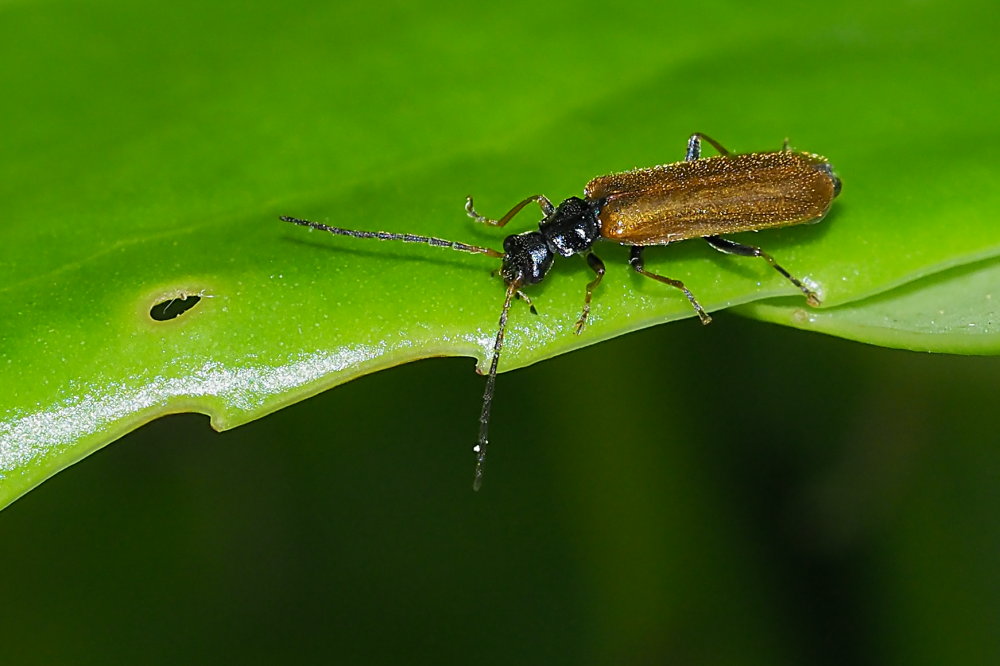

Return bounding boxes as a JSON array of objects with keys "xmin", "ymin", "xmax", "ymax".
[{"xmin": 150, "ymin": 295, "xmax": 202, "ymax": 321}]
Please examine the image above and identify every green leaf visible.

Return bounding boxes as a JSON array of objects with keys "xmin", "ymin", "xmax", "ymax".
[
  {"xmin": 737, "ymin": 256, "xmax": 1000, "ymax": 354},
  {"xmin": 1, "ymin": 0, "xmax": 997, "ymax": 509}
]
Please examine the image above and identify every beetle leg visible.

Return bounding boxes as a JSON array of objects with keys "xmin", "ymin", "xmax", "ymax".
[
  {"xmin": 465, "ymin": 194, "xmax": 555, "ymax": 227},
  {"xmin": 573, "ymin": 252, "xmax": 606, "ymax": 334},
  {"xmin": 515, "ymin": 289, "xmax": 538, "ymax": 315},
  {"xmin": 685, "ymin": 133, "xmax": 732, "ymax": 161},
  {"xmin": 628, "ymin": 246, "xmax": 711, "ymax": 324},
  {"xmin": 704, "ymin": 235, "xmax": 821, "ymax": 306}
]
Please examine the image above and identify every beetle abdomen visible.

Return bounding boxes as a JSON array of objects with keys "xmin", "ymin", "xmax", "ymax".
[{"xmin": 588, "ymin": 151, "xmax": 839, "ymax": 245}]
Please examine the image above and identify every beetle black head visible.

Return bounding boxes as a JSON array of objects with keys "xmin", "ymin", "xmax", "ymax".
[
  {"xmin": 500, "ymin": 231, "xmax": 554, "ymax": 286},
  {"xmin": 538, "ymin": 196, "xmax": 602, "ymax": 257}
]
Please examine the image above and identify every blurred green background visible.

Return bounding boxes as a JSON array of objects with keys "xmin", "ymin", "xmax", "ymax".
[
  {"xmin": 3, "ymin": 0, "xmax": 1000, "ymax": 663},
  {"xmin": 6, "ymin": 321, "xmax": 1000, "ymax": 664}
]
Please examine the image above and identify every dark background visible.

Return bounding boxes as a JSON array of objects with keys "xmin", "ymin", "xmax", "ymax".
[{"xmin": 4, "ymin": 315, "xmax": 999, "ymax": 664}]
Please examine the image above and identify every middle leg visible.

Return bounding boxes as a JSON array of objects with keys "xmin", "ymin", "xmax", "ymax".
[{"xmin": 629, "ymin": 246, "xmax": 711, "ymax": 325}]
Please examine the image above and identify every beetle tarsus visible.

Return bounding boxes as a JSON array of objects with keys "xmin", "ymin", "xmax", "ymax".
[{"xmin": 515, "ymin": 289, "xmax": 538, "ymax": 315}]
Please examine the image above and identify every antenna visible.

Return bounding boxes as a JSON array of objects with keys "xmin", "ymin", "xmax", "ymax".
[
  {"xmin": 279, "ymin": 216, "xmax": 502, "ymax": 258},
  {"xmin": 473, "ymin": 280, "xmax": 519, "ymax": 491}
]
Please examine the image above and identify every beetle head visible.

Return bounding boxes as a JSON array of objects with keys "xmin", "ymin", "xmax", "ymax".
[{"xmin": 500, "ymin": 231, "xmax": 554, "ymax": 286}]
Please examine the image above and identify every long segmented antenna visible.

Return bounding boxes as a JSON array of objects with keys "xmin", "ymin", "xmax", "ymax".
[
  {"xmin": 473, "ymin": 280, "xmax": 519, "ymax": 492},
  {"xmin": 280, "ymin": 216, "xmax": 503, "ymax": 258}
]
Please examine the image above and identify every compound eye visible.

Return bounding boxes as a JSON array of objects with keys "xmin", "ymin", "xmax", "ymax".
[{"xmin": 501, "ymin": 235, "xmax": 518, "ymax": 254}]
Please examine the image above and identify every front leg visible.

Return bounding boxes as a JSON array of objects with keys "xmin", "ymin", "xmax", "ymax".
[{"xmin": 465, "ymin": 194, "xmax": 555, "ymax": 228}]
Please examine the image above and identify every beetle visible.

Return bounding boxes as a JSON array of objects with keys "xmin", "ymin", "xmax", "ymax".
[{"xmin": 281, "ymin": 133, "xmax": 841, "ymax": 489}]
